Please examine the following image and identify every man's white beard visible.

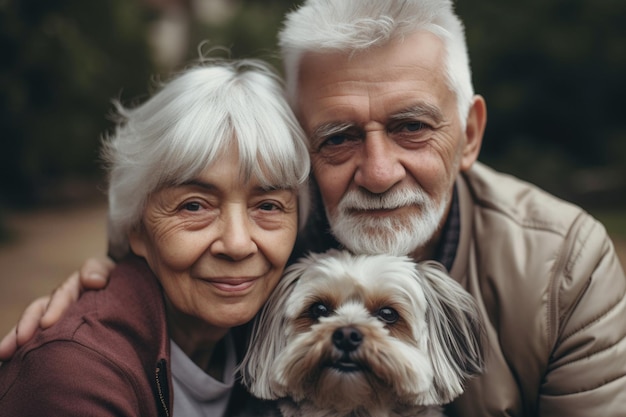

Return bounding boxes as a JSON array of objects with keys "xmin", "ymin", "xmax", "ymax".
[{"xmin": 328, "ymin": 186, "xmax": 448, "ymax": 257}]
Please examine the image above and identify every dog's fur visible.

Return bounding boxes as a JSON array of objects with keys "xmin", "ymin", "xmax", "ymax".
[{"xmin": 239, "ymin": 250, "xmax": 484, "ymax": 417}]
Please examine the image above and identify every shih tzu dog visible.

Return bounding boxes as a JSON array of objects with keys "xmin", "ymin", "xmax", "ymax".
[{"xmin": 239, "ymin": 250, "xmax": 484, "ymax": 417}]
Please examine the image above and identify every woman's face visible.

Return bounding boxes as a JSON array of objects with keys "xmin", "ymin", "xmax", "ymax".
[{"xmin": 129, "ymin": 150, "xmax": 299, "ymax": 342}]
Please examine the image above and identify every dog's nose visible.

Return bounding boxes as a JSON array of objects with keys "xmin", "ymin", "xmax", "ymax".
[{"xmin": 332, "ymin": 326, "xmax": 363, "ymax": 352}]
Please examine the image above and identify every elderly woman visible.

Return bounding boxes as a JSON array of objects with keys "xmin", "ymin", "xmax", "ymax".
[{"xmin": 0, "ymin": 58, "xmax": 310, "ymax": 416}]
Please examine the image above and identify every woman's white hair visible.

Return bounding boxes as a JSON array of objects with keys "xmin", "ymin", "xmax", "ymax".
[
  {"xmin": 103, "ymin": 58, "xmax": 311, "ymax": 259},
  {"xmin": 278, "ymin": 0, "xmax": 474, "ymax": 127}
]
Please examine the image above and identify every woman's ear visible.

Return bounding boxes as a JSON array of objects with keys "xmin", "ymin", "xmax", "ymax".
[
  {"xmin": 460, "ymin": 95, "xmax": 487, "ymax": 171},
  {"xmin": 128, "ymin": 225, "xmax": 147, "ymax": 258}
]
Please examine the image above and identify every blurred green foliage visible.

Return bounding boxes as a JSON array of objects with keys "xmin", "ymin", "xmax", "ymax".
[
  {"xmin": 456, "ymin": 0, "xmax": 626, "ymax": 206},
  {"xmin": 0, "ymin": 0, "xmax": 155, "ymax": 206},
  {"xmin": 591, "ymin": 208, "xmax": 626, "ymax": 238},
  {"xmin": 0, "ymin": 0, "xmax": 624, "ymax": 212},
  {"xmin": 187, "ymin": 0, "xmax": 294, "ymax": 69}
]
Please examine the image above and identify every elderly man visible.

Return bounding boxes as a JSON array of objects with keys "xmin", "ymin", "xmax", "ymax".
[
  {"xmin": 280, "ymin": 3, "xmax": 626, "ymax": 415},
  {"xmin": 2, "ymin": 1, "xmax": 625, "ymax": 416}
]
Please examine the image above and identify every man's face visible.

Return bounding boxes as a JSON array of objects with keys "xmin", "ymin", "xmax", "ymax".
[{"xmin": 296, "ymin": 31, "xmax": 479, "ymax": 258}]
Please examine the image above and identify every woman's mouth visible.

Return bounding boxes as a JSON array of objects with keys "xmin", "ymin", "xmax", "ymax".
[{"xmin": 205, "ymin": 277, "xmax": 258, "ymax": 293}]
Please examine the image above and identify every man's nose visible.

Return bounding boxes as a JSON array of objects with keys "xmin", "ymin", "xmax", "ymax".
[
  {"xmin": 354, "ymin": 135, "xmax": 405, "ymax": 194},
  {"xmin": 210, "ymin": 207, "xmax": 257, "ymax": 260}
]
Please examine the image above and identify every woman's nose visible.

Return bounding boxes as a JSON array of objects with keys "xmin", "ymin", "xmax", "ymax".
[
  {"xmin": 354, "ymin": 136, "xmax": 405, "ymax": 194},
  {"xmin": 210, "ymin": 206, "xmax": 257, "ymax": 260}
]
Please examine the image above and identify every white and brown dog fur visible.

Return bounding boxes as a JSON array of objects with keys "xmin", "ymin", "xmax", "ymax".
[{"xmin": 239, "ymin": 250, "xmax": 484, "ymax": 417}]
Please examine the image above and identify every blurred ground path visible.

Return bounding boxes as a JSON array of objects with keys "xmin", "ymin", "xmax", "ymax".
[
  {"xmin": 0, "ymin": 201, "xmax": 624, "ymax": 339},
  {"xmin": 0, "ymin": 201, "xmax": 108, "ymax": 337}
]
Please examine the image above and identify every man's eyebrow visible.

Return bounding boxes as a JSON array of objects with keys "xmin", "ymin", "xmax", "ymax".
[
  {"xmin": 389, "ymin": 103, "xmax": 445, "ymax": 124},
  {"xmin": 310, "ymin": 121, "xmax": 356, "ymax": 144}
]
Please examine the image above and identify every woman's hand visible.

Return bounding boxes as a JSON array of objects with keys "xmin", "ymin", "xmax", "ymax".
[{"xmin": 0, "ymin": 257, "xmax": 115, "ymax": 361}]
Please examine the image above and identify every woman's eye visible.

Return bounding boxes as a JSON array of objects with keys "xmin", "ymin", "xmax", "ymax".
[
  {"xmin": 309, "ymin": 302, "xmax": 331, "ymax": 319},
  {"xmin": 259, "ymin": 202, "xmax": 279, "ymax": 211},
  {"xmin": 377, "ymin": 307, "xmax": 399, "ymax": 324},
  {"xmin": 182, "ymin": 202, "xmax": 202, "ymax": 212}
]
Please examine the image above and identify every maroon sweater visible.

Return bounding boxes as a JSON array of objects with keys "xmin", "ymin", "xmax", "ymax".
[{"xmin": 0, "ymin": 256, "xmax": 251, "ymax": 416}]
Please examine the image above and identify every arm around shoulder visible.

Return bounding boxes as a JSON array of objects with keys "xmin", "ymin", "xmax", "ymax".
[
  {"xmin": 539, "ymin": 214, "xmax": 626, "ymax": 416},
  {"xmin": 0, "ymin": 257, "xmax": 115, "ymax": 361}
]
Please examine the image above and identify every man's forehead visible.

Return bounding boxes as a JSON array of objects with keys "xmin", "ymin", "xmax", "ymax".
[
  {"xmin": 296, "ymin": 72, "xmax": 450, "ymax": 134},
  {"xmin": 296, "ymin": 32, "xmax": 447, "ymax": 98}
]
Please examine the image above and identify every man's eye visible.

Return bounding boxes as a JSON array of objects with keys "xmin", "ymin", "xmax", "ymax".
[
  {"xmin": 402, "ymin": 121, "xmax": 426, "ymax": 132},
  {"xmin": 182, "ymin": 202, "xmax": 202, "ymax": 212},
  {"xmin": 322, "ymin": 134, "xmax": 348, "ymax": 147}
]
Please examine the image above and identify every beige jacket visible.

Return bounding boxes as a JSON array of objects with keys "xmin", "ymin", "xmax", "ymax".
[{"xmin": 446, "ymin": 162, "xmax": 626, "ymax": 416}]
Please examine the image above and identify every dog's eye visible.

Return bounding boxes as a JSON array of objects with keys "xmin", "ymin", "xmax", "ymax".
[
  {"xmin": 377, "ymin": 307, "xmax": 399, "ymax": 324},
  {"xmin": 309, "ymin": 302, "xmax": 331, "ymax": 319}
]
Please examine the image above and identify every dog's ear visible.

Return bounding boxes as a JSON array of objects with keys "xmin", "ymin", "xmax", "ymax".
[
  {"xmin": 237, "ymin": 256, "xmax": 311, "ymax": 399},
  {"xmin": 417, "ymin": 261, "xmax": 485, "ymax": 405}
]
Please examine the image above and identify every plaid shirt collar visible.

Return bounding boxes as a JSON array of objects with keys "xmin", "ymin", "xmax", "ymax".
[{"xmin": 433, "ymin": 185, "xmax": 460, "ymax": 271}]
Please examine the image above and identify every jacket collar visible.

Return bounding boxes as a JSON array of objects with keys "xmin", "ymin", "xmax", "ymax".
[{"xmin": 449, "ymin": 164, "xmax": 479, "ymax": 287}]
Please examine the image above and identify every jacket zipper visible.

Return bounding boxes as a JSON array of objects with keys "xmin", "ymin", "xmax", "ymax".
[{"xmin": 155, "ymin": 362, "xmax": 170, "ymax": 417}]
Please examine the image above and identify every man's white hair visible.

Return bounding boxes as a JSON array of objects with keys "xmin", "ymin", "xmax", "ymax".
[
  {"xmin": 278, "ymin": 0, "xmax": 474, "ymax": 127},
  {"xmin": 103, "ymin": 58, "xmax": 311, "ymax": 259}
]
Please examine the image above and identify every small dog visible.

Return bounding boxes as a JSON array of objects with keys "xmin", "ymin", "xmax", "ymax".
[{"xmin": 239, "ymin": 250, "xmax": 484, "ymax": 417}]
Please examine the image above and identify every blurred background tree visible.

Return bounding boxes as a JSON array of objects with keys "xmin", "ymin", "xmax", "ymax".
[
  {"xmin": 0, "ymin": 0, "xmax": 156, "ymax": 207},
  {"xmin": 457, "ymin": 0, "xmax": 626, "ymax": 210},
  {"xmin": 1, "ymin": 0, "xmax": 625, "ymax": 238}
]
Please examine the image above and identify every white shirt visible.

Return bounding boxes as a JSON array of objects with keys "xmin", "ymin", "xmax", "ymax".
[{"xmin": 170, "ymin": 333, "xmax": 237, "ymax": 417}]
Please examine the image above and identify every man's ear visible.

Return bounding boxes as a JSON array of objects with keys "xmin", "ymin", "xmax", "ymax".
[{"xmin": 460, "ymin": 95, "xmax": 487, "ymax": 171}]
